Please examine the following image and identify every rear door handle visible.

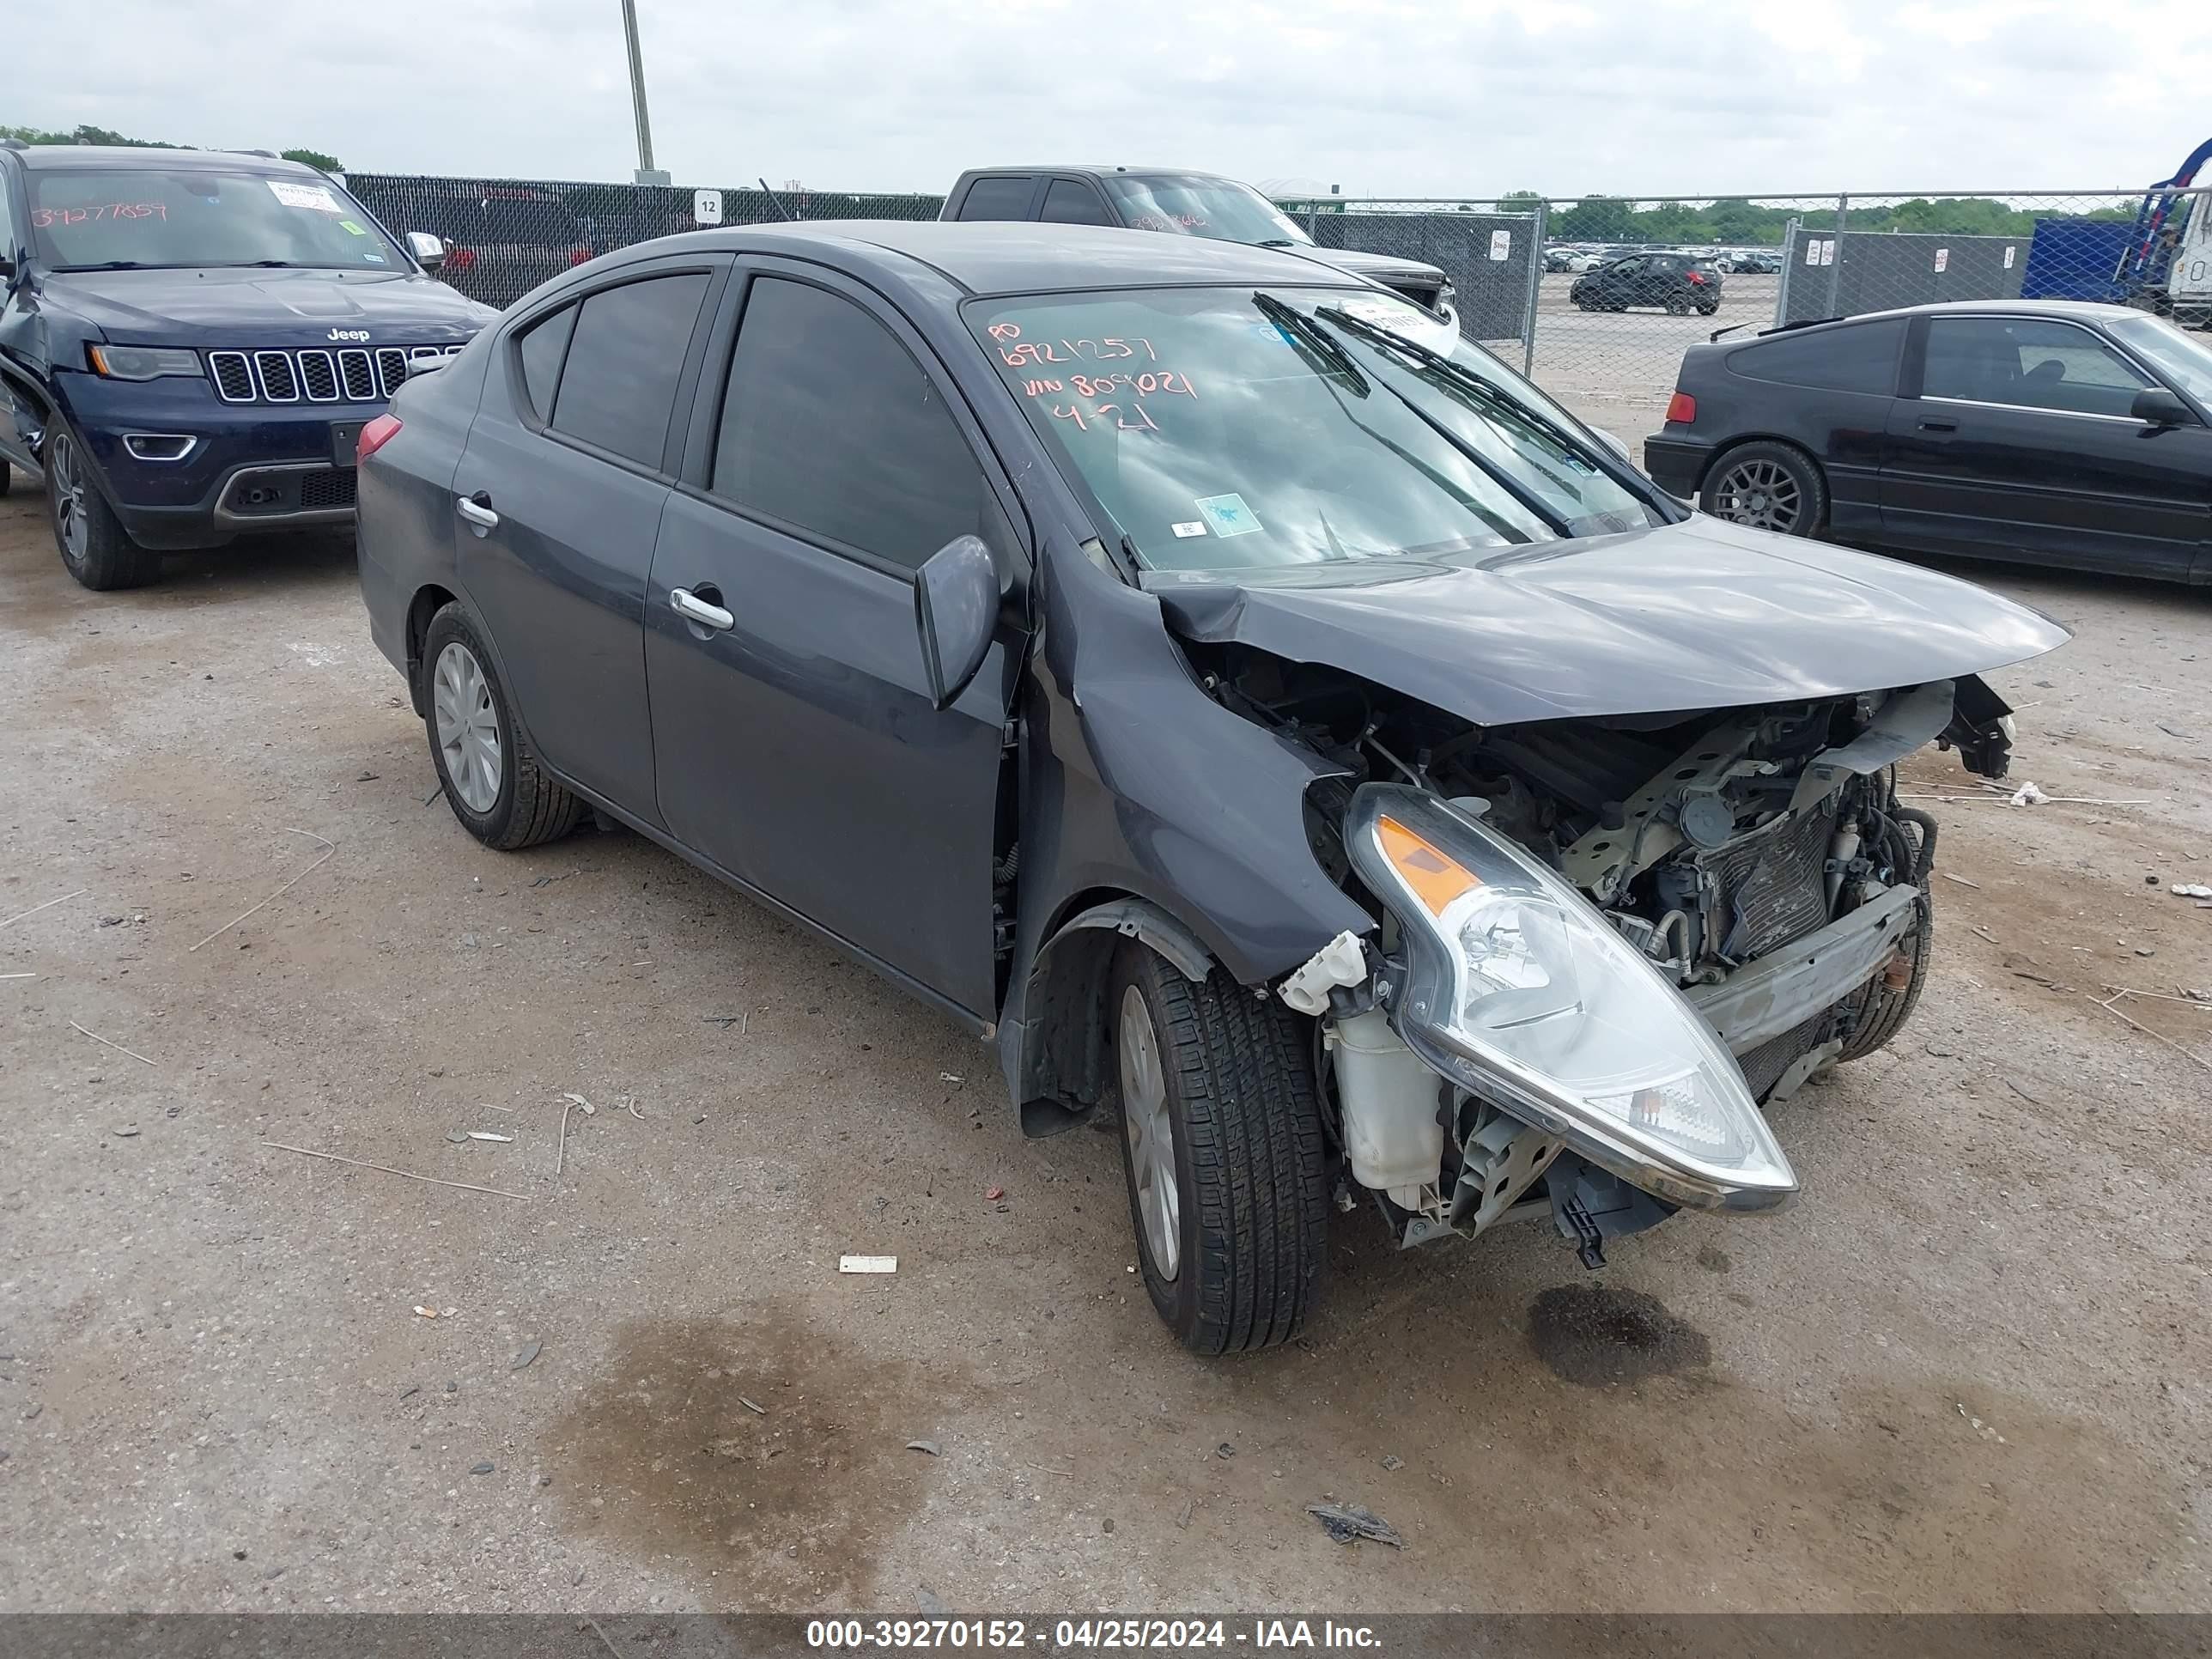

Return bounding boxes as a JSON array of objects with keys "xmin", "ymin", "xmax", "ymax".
[
  {"xmin": 1917, "ymin": 416, "xmax": 1959, "ymax": 433},
  {"xmin": 670, "ymin": 586, "xmax": 735, "ymax": 632},
  {"xmin": 454, "ymin": 493, "xmax": 499, "ymax": 529}
]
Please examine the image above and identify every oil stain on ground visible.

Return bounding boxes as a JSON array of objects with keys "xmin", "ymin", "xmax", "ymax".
[
  {"xmin": 546, "ymin": 1304, "xmax": 963, "ymax": 1603},
  {"xmin": 1526, "ymin": 1283, "xmax": 1711, "ymax": 1388}
]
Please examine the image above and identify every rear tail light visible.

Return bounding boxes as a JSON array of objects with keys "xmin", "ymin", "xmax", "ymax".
[
  {"xmin": 1665, "ymin": 392, "xmax": 1697, "ymax": 425},
  {"xmin": 357, "ymin": 414, "xmax": 403, "ymax": 463},
  {"xmin": 568, "ymin": 244, "xmax": 592, "ymax": 266},
  {"xmin": 1686, "ymin": 270, "xmax": 1708, "ymax": 285},
  {"xmin": 448, "ymin": 246, "xmax": 478, "ymax": 272}
]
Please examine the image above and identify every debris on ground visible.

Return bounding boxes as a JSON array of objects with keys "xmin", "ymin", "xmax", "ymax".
[
  {"xmin": 444, "ymin": 1132, "xmax": 469, "ymax": 1145},
  {"xmin": 905, "ymin": 1439, "xmax": 942, "ymax": 1456},
  {"xmin": 465, "ymin": 1131, "xmax": 514, "ymax": 1144},
  {"xmin": 1305, "ymin": 1502, "xmax": 1404, "ymax": 1547},
  {"xmin": 69, "ymin": 1020, "xmax": 156, "ymax": 1067},
  {"xmin": 2008, "ymin": 781, "xmax": 2051, "ymax": 805},
  {"xmin": 2170, "ymin": 884, "xmax": 2212, "ymax": 899},
  {"xmin": 510, "ymin": 1340, "xmax": 541, "ymax": 1371},
  {"xmin": 261, "ymin": 1140, "xmax": 530, "ymax": 1201},
  {"xmin": 1381, "ymin": 1455, "xmax": 1403, "ymax": 1472},
  {"xmin": 470, "ymin": 1462, "xmax": 494, "ymax": 1475},
  {"xmin": 0, "ymin": 888, "xmax": 88, "ymax": 930},
  {"xmin": 1215, "ymin": 1443, "xmax": 1236, "ymax": 1460},
  {"xmin": 111, "ymin": 1126, "xmax": 139, "ymax": 1139},
  {"xmin": 939, "ymin": 1072, "xmax": 964, "ymax": 1083},
  {"xmin": 413, "ymin": 1307, "xmax": 438, "ymax": 1320},
  {"xmin": 840, "ymin": 1255, "xmax": 897, "ymax": 1273},
  {"xmin": 1940, "ymin": 872, "xmax": 1981, "ymax": 889},
  {"xmin": 737, "ymin": 1395, "xmax": 766, "ymax": 1416},
  {"xmin": 986, "ymin": 1186, "xmax": 1005, "ymax": 1202}
]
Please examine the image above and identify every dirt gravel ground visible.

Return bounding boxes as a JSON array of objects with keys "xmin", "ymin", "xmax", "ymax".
[{"xmin": 1, "ymin": 482, "xmax": 2209, "ymax": 1615}]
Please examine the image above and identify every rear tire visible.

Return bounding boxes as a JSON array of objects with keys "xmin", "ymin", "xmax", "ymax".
[
  {"xmin": 1700, "ymin": 440, "xmax": 1827, "ymax": 537},
  {"xmin": 47, "ymin": 427, "xmax": 161, "ymax": 591},
  {"xmin": 1110, "ymin": 943, "xmax": 1329, "ymax": 1355},
  {"xmin": 421, "ymin": 603, "xmax": 584, "ymax": 851}
]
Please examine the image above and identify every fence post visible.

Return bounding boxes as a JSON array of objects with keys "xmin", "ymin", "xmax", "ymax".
[
  {"xmin": 1774, "ymin": 216, "xmax": 1800, "ymax": 327},
  {"xmin": 1826, "ymin": 192, "xmax": 1848, "ymax": 316},
  {"xmin": 1522, "ymin": 199, "xmax": 1547, "ymax": 374}
]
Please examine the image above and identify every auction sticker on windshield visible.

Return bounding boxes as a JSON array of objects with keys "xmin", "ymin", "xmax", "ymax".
[
  {"xmin": 268, "ymin": 180, "xmax": 342, "ymax": 213},
  {"xmin": 1195, "ymin": 494, "xmax": 1261, "ymax": 538}
]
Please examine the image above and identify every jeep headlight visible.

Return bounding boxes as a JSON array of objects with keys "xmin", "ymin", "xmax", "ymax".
[
  {"xmin": 1345, "ymin": 783, "xmax": 1796, "ymax": 1212},
  {"xmin": 88, "ymin": 344, "xmax": 205, "ymax": 381}
]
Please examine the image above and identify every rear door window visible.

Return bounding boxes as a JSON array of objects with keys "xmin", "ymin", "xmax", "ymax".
[
  {"xmin": 711, "ymin": 276, "xmax": 996, "ymax": 571},
  {"xmin": 548, "ymin": 271, "xmax": 711, "ymax": 468},
  {"xmin": 954, "ymin": 176, "xmax": 1037, "ymax": 222},
  {"xmin": 1040, "ymin": 179, "xmax": 1111, "ymax": 226},
  {"xmin": 514, "ymin": 302, "xmax": 578, "ymax": 422},
  {"xmin": 1729, "ymin": 318, "xmax": 1905, "ymax": 396}
]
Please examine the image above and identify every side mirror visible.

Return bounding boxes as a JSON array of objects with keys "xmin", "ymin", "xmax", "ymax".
[
  {"xmin": 2131, "ymin": 386, "xmax": 2192, "ymax": 427},
  {"xmin": 404, "ymin": 231, "xmax": 446, "ymax": 270},
  {"xmin": 914, "ymin": 534, "xmax": 998, "ymax": 709}
]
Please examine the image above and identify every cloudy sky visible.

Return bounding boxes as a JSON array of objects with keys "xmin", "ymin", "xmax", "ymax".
[{"xmin": 15, "ymin": 0, "xmax": 2211, "ymax": 201}]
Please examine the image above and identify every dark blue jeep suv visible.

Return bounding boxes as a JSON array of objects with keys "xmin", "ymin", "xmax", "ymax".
[{"xmin": 0, "ymin": 143, "xmax": 496, "ymax": 589}]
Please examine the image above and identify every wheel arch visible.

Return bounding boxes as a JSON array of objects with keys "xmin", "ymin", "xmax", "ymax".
[{"xmin": 404, "ymin": 582, "xmax": 461, "ymax": 717}]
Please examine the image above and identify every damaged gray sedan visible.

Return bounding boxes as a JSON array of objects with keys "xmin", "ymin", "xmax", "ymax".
[{"xmin": 355, "ymin": 222, "xmax": 2067, "ymax": 1352}]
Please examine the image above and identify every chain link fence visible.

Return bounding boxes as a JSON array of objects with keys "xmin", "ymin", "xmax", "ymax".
[{"xmin": 341, "ymin": 174, "xmax": 2212, "ymax": 444}]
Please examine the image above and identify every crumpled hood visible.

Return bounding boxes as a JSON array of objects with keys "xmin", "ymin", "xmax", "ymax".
[
  {"xmin": 1287, "ymin": 246, "xmax": 1446, "ymax": 289},
  {"xmin": 1148, "ymin": 514, "xmax": 2069, "ymax": 727},
  {"xmin": 46, "ymin": 266, "xmax": 495, "ymax": 343}
]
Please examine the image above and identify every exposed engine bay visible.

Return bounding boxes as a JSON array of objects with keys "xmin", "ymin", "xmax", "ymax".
[{"xmin": 1188, "ymin": 641, "xmax": 2017, "ymax": 1262}]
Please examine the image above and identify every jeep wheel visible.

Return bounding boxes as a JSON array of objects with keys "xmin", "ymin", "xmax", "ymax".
[
  {"xmin": 48, "ymin": 428, "xmax": 161, "ymax": 591},
  {"xmin": 1110, "ymin": 942, "xmax": 1329, "ymax": 1354}
]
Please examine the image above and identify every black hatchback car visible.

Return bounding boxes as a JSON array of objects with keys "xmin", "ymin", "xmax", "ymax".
[
  {"xmin": 356, "ymin": 222, "xmax": 2062, "ymax": 1353},
  {"xmin": 1570, "ymin": 251, "xmax": 1723, "ymax": 315},
  {"xmin": 1644, "ymin": 300, "xmax": 2212, "ymax": 583}
]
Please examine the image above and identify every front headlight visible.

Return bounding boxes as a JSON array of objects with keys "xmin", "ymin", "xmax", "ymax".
[
  {"xmin": 1345, "ymin": 783, "xmax": 1796, "ymax": 1212},
  {"xmin": 88, "ymin": 344, "xmax": 205, "ymax": 381}
]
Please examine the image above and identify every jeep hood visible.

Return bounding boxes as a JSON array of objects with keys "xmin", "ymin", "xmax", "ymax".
[
  {"xmin": 46, "ymin": 266, "xmax": 495, "ymax": 342},
  {"xmin": 1147, "ymin": 514, "xmax": 2069, "ymax": 726}
]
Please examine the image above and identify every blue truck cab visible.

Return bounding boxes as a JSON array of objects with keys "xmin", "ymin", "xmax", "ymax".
[{"xmin": 0, "ymin": 142, "xmax": 496, "ymax": 589}]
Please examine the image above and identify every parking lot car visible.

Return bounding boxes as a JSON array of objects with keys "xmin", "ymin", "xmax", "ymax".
[
  {"xmin": 939, "ymin": 167, "xmax": 1456, "ymax": 320},
  {"xmin": 1645, "ymin": 300, "xmax": 2212, "ymax": 582},
  {"xmin": 356, "ymin": 222, "xmax": 2064, "ymax": 1352},
  {"xmin": 343, "ymin": 179, "xmax": 597, "ymax": 309},
  {"xmin": 1571, "ymin": 251, "xmax": 1724, "ymax": 314},
  {"xmin": 0, "ymin": 142, "xmax": 494, "ymax": 590}
]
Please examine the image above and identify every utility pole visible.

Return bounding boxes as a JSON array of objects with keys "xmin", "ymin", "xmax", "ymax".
[{"xmin": 620, "ymin": 0, "xmax": 670, "ymax": 185}]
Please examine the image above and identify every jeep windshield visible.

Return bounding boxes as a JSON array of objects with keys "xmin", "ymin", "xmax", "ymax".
[
  {"xmin": 1102, "ymin": 176, "xmax": 1314, "ymax": 248},
  {"xmin": 971, "ymin": 286, "xmax": 1664, "ymax": 572},
  {"xmin": 28, "ymin": 169, "xmax": 405, "ymax": 272}
]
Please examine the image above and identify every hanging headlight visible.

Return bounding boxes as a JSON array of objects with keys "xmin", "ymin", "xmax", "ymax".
[{"xmin": 1345, "ymin": 783, "xmax": 1796, "ymax": 1212}]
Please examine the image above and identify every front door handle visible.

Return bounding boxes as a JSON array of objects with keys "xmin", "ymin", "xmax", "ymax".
[
  {"xmin": 1917, "ymin": 416, "xmax": 1959, "ymax": 433},
  {"xmin": 454, "ymin": 493, "xmax": 499, "ymax": 529},
  {"xmin": 670, "ymin": 586, "xmax": 735, "ymax": 632}
]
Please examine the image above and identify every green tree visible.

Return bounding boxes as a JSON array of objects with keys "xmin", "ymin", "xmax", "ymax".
[{"xmin": 281, "ymin": 148, "xmax": 343, "ymax": 172}]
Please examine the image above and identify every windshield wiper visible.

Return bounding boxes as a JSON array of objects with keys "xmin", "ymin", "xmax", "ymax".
[
  {"xmin": 1255, "ymin": 239, "xmax": 1300, "ymax": 248},
  {"xmin": 1251, "ymin": 292, "xmax": 1367, "ymax": 393},
  {"xmin": 1314, "ymin": 304, "xmax": 1614, "ymax": 471},
  {"xmin": 53, "ymin": 261, "xmax": 163, "ymax": 272}
]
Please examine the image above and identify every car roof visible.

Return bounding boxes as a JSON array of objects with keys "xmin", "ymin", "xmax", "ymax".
[
  {"xmin": 958, "ymin": 165, "xmax": 1231, "ymax": 182},
  {"xmin": 12, "ymin": 144, "xmax": 320, "ymax": 176},
  {"xmin": 643, "ymin": 220, "xmax": 1367, "ymax": 296}
]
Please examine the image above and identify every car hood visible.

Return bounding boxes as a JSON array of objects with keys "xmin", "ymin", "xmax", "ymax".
[
  {"xmin": 1147, "ymin": 514, "xmax": 2069, "ymax": 727},
  {"xmin": 1283, "ymin": 246, "xmax": 1447, "ymax": 287},
  {"xmin": 45, "ymin": 266, "xmax": 496, "ymax": 342}
]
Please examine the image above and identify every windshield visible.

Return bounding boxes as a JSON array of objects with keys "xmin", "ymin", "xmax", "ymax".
[
  {"xmin": 1103, "ymin": 176, "xmax": 1313, "ymax": 247},
  {"xmin": 27, "ymin": 169, "xmax": 405, "ymax": 271},
  {"xmin": 2110, "ymin": 313, "xmax": 2212, "ymax": 403},
  {"xmin": 972, "ymin": 286, "xmax": 1662, "ymax": 573}
]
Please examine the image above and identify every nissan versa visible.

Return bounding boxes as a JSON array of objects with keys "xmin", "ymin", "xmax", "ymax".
[
  {"xmin": 355, "ymin": 222, "xmax": 2066, "ymax": 1353},
  {"xmin": 0, "ymin": 142, "xmax": 494, "ymax": 590}
]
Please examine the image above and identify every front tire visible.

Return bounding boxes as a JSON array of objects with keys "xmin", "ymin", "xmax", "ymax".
[
  {"xmin": 1110, "ymin": 943, "xmax": 1328, "ymax": 1355},
  {"xmin": 1701, "ymin": 440, "xmax": 1827, "ymax": 537},
  {"xmin": 421, "ymin": 603, "xmax": 584, "ymax": 851},
  {"xmin": 47, "ymin": 428, "xmax": 161, "ymax": 591}
]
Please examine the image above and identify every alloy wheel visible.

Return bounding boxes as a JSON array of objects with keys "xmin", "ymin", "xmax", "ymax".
[
  {"xmin": 1119, "ymin": 983, "xmax": 1181, "ymax": 1281},
  {"xmin": 432, "ymin": 641, "xmax": 503, "ymax": 812},
  {"xmin": 1711, "ymin": 458, "xmax": 1804, "ymax": 532},
  {"xmin": 51, "ymin": 432, "xmax": 88, "ymax": 562}
]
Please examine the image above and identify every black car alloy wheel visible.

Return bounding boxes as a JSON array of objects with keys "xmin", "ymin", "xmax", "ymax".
[{"xmin": 1703, "ymin": 443, "xmax": 1826, "ymax": 537}]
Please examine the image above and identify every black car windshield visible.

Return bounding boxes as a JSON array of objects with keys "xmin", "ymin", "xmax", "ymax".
[
  {"xmin": 971, "ymin": 286, "xmax": 1660, "ymax": 572},
  {"xmin": 2109, "ymin": 313, "xmax": 2212, "ymax": 403},
  {"xmin": 1102, "ymin": 176, "xmax": 1313, "ymax": 247},
  {"xmin": 27, "ymin": 169, "xmax": 405, "ymax": 271}
]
